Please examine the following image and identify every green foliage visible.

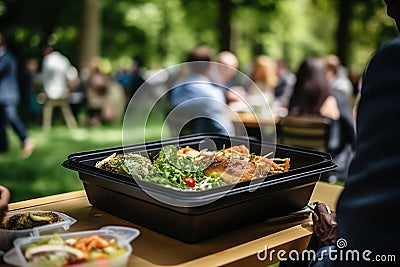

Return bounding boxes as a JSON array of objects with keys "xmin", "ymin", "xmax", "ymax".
[
  {"xmin": 101, "ymin": 0, "xmax": 198, "ymax": 68},
  {"xmin": 349, "ymin": 1, "xmax": 398, "ymax": 72},
  {"xmin": 0, "ymin": 0, "xmax": 397, "ymax": 74},
  {"xmin": 0, "ymin": 0, "xmax": 80, "ymax": 65}
]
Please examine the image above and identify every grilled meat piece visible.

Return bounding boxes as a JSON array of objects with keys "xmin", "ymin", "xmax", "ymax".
[
  {"xmin": 220, "ymin": 145, "xmax": 250, "ymax": 158},
  {"xmin": 95, "ymin": 153, "xmax": 154, "ymax": 177},
  {"xmin": 204, "ymin": 156, "xmax": 256, "ymax": 183}
]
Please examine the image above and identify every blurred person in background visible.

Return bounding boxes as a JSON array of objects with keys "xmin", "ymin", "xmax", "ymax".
[
  {"xmin": 274, "ymin": 58, "xmax": 296, "ymax": 109},
  {"xmin": 101, "ymin": 79, "xmax": 126, "ymax": 125},
  {"xmin": 324, "ymin": 54, "xmax": 354, "ymax": 105},
  {"xmin": 85, "ymin": 57, "xmax": 110, "ymax": 127},
  {"xmin": 247, "ymin": 55, "xmax": 278, "ymax": 100},
  {"xmin": 115, "ymin": 56, "xmax": 145, "ymax": 101},
  {"xmin": 309, "ymin": 1, "xmax": 400, "ymax": 265},
  {"xmin": 18, "ymin": 57, "xmax": 42, "ymax": 125},
  {"xmin": 247, "ymin": 55, "xmax": 279, "ymax": 106},
  {"xmin": 126, "ymin": 56, "xmax": 145, "ymax": 101},
  {"xmin": 214, "ymin": 51, "xmax": 252, "ymax": 118},
  {"xmin": 41, "ymin": 44, "xmax": 78, "ymax": 130},
  {"xmin": 0, "ymin": 33, "xmax": 35, "ymax": 157},
  {"xmin": 0, "ymin": 185, "xmax": 10, "ymax": 221},
  {"xmin": 67, "ymin": 66, "xmax": 85, "ymax": 121},
  {"xmin": 169, "ymin": 45, "xmax": 235, "ymax": 136},
  {"xmin": 214, "ymin": 51, "xmax": 240, "ymax": 87},
  {"xmin": 213, "ymin": 50, "xmax": 247, "ymax": 104},
  {"xmin": 289, "ymin": 57, "xmax": 338, "ymax": 117},
  {"xmin": 288, "ymin": 57, "xmax": 356, "ymax": 183}
]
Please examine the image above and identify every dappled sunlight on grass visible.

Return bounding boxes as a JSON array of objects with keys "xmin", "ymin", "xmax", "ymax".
[{"xmin": 68, "ymin": 127, "xmax": 124, "ymax": 143}]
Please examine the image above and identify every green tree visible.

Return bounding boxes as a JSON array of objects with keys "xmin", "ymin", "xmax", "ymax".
[
  {"xmin": 0, "ymin": 0, "xmax": 397, "ymax": 75},
  {"xmin": 0, "ymin": 0, "xmax": 81, "ymax": 66}
]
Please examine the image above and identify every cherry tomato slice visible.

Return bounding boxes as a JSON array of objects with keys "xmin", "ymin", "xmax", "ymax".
[{"xmin": 183, "ymin": 177, "xmax": 196, "ymax": 188}]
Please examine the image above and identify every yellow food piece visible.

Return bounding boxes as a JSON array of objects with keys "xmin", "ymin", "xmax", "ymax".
[{"xmin": 29, "ymin": 213, "xmax": 51, "ymax": 222}]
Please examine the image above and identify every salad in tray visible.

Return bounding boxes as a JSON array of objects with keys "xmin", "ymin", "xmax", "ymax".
[
  {"xmin": 22, "ymin": 233, "xmax": 127, "ymax": 266},
  {"xmin": 95, "ymin": 144, "xmax": 290, "ymax": 191},
  {"xmin": 3, "ymin": 226, "xmax": 140, "ymax": 267}
]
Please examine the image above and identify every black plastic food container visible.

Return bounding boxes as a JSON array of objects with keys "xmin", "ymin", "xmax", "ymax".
[{"xmin": 62, "ymin": 134, "xmax": 336, "ymax": 243}]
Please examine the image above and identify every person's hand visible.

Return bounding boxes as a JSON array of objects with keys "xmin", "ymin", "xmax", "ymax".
[
  {"xmin": 311, "ymin": 202, "xmax": 337, "ymax": 248},
  {"xmin": 0, "ymin": 185, "xmax": 10, "ymax": 221}
]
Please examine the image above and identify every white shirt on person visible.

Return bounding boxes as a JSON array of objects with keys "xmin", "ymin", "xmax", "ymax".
[{"xmin": 41, "ymin": 51, "xmax": 73, "ymax": 100}]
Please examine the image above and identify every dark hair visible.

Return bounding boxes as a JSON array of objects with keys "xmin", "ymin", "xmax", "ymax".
[
  {"xmin": 186, "ymin": 45, "xmax": 213, "ymax": 73},
  {"xmin": 42, "ymin": 43, "xmax": 55, "ymax": 51},
  {"xmin": 0, "ymin": 33, "xmax": 5, "ymax": 46},
  {"xmin": 289, "ymin": 57, "xmax": 331, "ymax": 114}
]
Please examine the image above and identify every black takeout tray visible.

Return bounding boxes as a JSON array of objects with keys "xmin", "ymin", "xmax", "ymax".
[{"xmin": 62, "ymin": 134, "xmax": 336, "ymax": 243}]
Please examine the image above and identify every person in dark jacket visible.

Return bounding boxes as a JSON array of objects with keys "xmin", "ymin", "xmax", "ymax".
[
  {"xmin": 0, "ymin": 33, "xmax": 34, "ymax": 157},
  {"xmin": 309, "ymin": 1, "xmax": 400, "ymax": 266}
]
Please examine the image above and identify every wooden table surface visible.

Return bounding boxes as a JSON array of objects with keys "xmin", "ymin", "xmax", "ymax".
[{"xmin": 1, "ymin": 181, "xmax": 343, "ymax": 267}]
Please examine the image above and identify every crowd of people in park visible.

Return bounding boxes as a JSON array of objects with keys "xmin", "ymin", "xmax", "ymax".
[
  {"xmin": 0, "ymin": 31, "xmax": 361, "ymax": 180},
  {"xmin": 0, "ymin": 33, "xmax": 147, "ymax": 158},
  {"xmin": 165, "ymin": 45, "xmax": 359, "ymax": 183},
  {"xmin": 19, "ymin": 46, "xmax": 145, "ymax": 130}
]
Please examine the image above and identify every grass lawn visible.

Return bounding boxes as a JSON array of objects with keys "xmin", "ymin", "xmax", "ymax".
[{"xmin": 0, "ymin": 112, "xmax": 169, "ymax": 203}]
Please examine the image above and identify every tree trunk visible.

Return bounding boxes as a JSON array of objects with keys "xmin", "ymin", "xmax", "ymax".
[
  {"xmin": 218, "ymin": 0, "xmax": 232, "ymax": 51},
  {"xmin": 78, "ymin": 0, "xmax": 101, "ymax": 70},
  {"xmin": 336, "ymin": 0, "xmax": 354, "ymax": 67}
]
